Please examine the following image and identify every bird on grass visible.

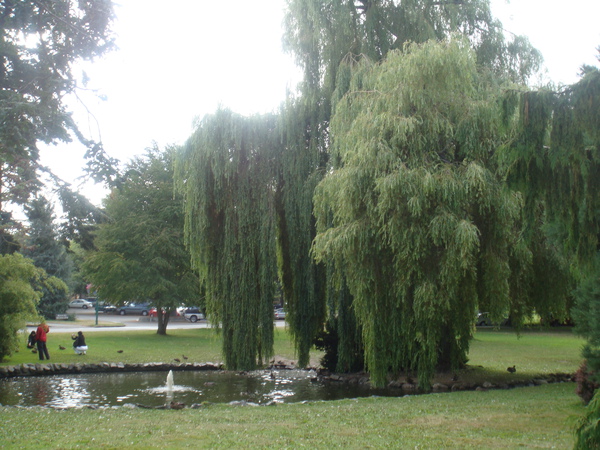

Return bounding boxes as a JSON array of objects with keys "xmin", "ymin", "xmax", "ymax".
[
  {"xmin": 507, "ymin": 365, "xmax": 516, "ymax": 373},
  {"xmin": 59, "ymin": 345, "xmax": 66, "ymax": 350},
  {"xmin": 117, "ymin": 350, "xmax": 123, "ymax": 353},
  {"xmin": 174, "ymin": 358, "xmax": 181, "ymax": 363},
  {"xmin": 182, "ymin": 355, "xmax": 188, "ymax": 360}
]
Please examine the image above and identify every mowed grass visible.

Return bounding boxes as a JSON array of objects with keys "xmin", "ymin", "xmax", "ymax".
[
  {"xmin": 3, "ymin": 327, "xmax": 303, "ymax": 367},
  {"xmin": 0, "ymin": 325, "xmax": 588, "ymax": 448},
  {"xmin": 0, "ymin": 384, "xmax": 584, "ymax": 448},
  {"xmin": 458, "ymin": 327, "xmax": 583, "ymax": 384}
]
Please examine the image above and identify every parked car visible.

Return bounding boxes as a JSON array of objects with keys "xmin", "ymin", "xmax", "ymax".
[
  {"xmin": 149, "ymin": 307, "xmax": 181, "ymax": 317},
  {"xmin": 183, "ymin": 307, "xmax": 204, "ymax": 323},
  {"xmin": 97, "ymin": 302, "xmax": 117, "ymax": 313},
  {"xmin": 69, "ymin": 299, "xmax": 93, "ymax": 309},
  {"xmin": 274, "ymin": 308, "xmax": 286, "ymax": 320},
  {"xmin": 117, "ymin": 303, "xmax": 151, "ymax": 316},
  {"xmin": 476, "ymin": 312, "xmax": 510, "ymax": 327}
]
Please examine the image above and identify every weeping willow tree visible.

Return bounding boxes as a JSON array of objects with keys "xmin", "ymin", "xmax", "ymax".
[
  {"xmin": 312, "ymin": 38, "xmax": 558, "ymax": 389},
  {"xmin": 495, "ymin": 54, "xmax": 600, "ymax": 446},
  {"xmin": 275, "ymin": 99, "xmax": 328, "ymax": 367},
  {"xmin": 500, "ymin": 59, "xmax": 600, "ymax": 358},
  {"xmin": 279, "ymin": 0, "xmax": 542, "ymax": 372},
  {"xmin": 175, "ymin": 109, "xmax": 279, "ymax": 370},
  {"xmin": 175, "ymin": 0, "xmax": 544, "ymax": 373}
]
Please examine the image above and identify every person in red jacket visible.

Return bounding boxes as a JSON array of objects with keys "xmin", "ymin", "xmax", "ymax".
[{"xmin": 35, "ymin": 322, "xmax": 50, "ymax": 361}]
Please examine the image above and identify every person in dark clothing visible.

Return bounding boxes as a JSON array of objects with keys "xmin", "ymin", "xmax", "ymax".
[
  {"xmin": 35, "ymin": 323, "xmax": 50, "ymax": 360},
  {"xmin": 71, "ymin": 331, "xmax": 88, "ymax": 355},
  {"xmin": 27, "ymin": 331, "xmax": 36, "ymax": 349}
]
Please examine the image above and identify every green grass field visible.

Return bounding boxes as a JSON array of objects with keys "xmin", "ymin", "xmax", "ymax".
[{"xmin": 0, "ymin": 326, "xmax": 588, "ymax": 448}]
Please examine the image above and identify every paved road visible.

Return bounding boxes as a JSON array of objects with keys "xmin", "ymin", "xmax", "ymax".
[{"xmin": 43, "ymin": 308, "xmax": 286, "ymax": 333}]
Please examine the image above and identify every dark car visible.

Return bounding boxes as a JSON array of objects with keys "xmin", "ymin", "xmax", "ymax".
[
  {"xmin": 97, "ymin": 302, "xmax": 117, "ymax": 313},
  {"xmin": 476, "ymin": 312, "xmax": 510, "ymax": 327},
  {"xmin": 117, "ymin": 303, "xmax": 151, "ymax": 316}
]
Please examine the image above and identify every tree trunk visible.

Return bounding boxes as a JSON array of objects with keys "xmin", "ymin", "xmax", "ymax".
[{"xmin": 156, "ymin": 309, "xmax": 170, "ymax": 335}]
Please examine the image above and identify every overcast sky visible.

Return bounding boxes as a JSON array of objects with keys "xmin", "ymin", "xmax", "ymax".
[{"xmin": 40, "ymin": 0, "xmax": 600, "ymax": 206}]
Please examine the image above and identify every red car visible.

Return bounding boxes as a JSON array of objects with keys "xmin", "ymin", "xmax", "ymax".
[{"xmin": 149, "ymin": 307, "xmax": 180, "ymax": 317}]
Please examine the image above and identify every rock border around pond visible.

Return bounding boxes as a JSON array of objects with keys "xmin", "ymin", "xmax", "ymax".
[
  {"xmin": 316, "ymin": 370, "xmax": 576, "ymax": 393},
  {"xmin": 0, "ymin": 361, "xmax": 222, "ymax": 378}
]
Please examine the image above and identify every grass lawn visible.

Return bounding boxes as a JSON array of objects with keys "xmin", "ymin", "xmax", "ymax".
[
  {"xmin": 0, "ymin": 326, "xmax": 588, "ymax": 448},
  {"xmin": 0, "ymin": 383, "xmax": 584, "ymax": 448},
  {"xmin": 3, "ymin": 327, "xmax": 304, "ymax": 367}
]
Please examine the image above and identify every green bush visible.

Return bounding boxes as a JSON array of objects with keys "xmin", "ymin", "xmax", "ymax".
[{"xmin": 575, "ymin": 388, "xmax": 600, "ymax": 448}]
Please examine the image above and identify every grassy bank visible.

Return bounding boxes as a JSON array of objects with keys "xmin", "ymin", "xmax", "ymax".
[
  {"xmin": 0, "ymin": 383, "xmax": 583, "ymax": 448},
  {"xmin": 0, "ymin": 327, "xmax": 587, "ymax": 448}
]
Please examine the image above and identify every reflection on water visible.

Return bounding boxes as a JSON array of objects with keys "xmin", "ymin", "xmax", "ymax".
[{"xmin": 0, "ymin": 369, "xmax": 399, "ymax": 408}]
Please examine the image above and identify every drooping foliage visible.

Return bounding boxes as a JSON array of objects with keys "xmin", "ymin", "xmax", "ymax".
[
  {"xmin": 496, "ymin": 53, "xmax": 600, "ymax": 445},
  {"xmin": 312, "ymin": 39, "xmax": 554, "ymax": 388},
  {"xmin": 177, "ymin": 1, "xmax": 546, "ymax": 378},
  {"xmin": 276, "ymin": 99, "xmax": 328, "ymax": 367},
  {"xmin": 176, "ymin": 110, "xmax": 278, "ymax": 369},
  {"xmin": 84, "ymin": 147, "xmax": 198, "ymax": 335},
  {"xmin": 283, "ymin": 0, "xmax": 541, "ymax": 105},
  {"xmin": 0, "ymin": 253, "xmax": 66, "ymax": 360},
  {"xmin": 502, "ymin": 59, "xmax": 600, "ymax": 347},
  {"xmin": 278, "ymin": 0, "xmax": 542, "ymax": 373}
]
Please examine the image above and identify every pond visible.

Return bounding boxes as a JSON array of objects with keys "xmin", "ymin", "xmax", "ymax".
[{"xmin": 0, "ymin": 369, "xmax": 403, "ymax": 408}]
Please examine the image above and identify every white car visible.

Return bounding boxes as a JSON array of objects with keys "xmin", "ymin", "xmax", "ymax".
[
  {"xmin": 69, "ymin": 299, "xmax": 94, "ymax": 309},
  {"xmin": 183, "ymin": 307, "xmax": 204, "ymax": 322}
]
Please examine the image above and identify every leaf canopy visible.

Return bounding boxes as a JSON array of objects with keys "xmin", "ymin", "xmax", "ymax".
[{"xmin": 313, "ymin": 39, "xmax": 554, "ymax": 388}]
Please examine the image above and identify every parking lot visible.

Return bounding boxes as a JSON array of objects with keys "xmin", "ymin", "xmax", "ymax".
[
  {"xmin": 50, "ymin": 307, "xmax": 208, "ymax": 333},
  {"xmin": 49, "ymin": 307, "xmax": 285, "ymax": 333}
]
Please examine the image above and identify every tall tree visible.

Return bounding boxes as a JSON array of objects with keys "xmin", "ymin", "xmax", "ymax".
[
  {"xmin": 278, "ymin": 0, "xmax": 542, "ymax": 372},
  {"xmin": 499, "ymin": 57, "xmax": 600, "ymax": 361},
  {"xmin": 175, "ymin": 0, "xmax": 544, "ymax": 374},
  {"xmin": 496, "ymin": 52, "xmax": 600, "ymax": 446},
  {"xmin": 84, "ymin": 147, "xmax": 198, "ymax": 335},
  {"xmin": 0, "ymin": 0, "xmax": 115, "ymax": 223},
  {"xmin": 312, "ymin": 38, "xmax": 558, "ymax": 388},
  {"xmin": 22, "ymin": 195, "xmax": 72, "ymax": 318},
  {"xmin": 176, "ymin": 109, "xmax": 278, "ymax": 369}
]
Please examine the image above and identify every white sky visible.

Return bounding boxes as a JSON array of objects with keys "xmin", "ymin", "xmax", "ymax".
[{"xmin": 40, "ymin": 0, "xmax": 600, "ymax": 206}]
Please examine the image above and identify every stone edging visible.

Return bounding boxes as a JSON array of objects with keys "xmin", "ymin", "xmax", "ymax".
[
  {"xmin": 0, "ymin": 361, "xmax": 222, "ymax": 378},
  {"xmin": 317, "ymin": 370, "xmax": 576, "ymax": 393}
]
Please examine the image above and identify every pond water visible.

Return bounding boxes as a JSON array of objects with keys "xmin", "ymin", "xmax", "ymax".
[{"xmin": 0, "ymin": 369, "xmax": 402, "ymax": 408}]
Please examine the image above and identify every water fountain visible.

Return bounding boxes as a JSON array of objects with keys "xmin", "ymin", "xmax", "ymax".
[
  {"xmin": 165, "ymin": 370, "xmax": 174, "ymax": 402},
  {"xmin": 0, "ymin": 368, "xmax": 396, "ymax": 408}
]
